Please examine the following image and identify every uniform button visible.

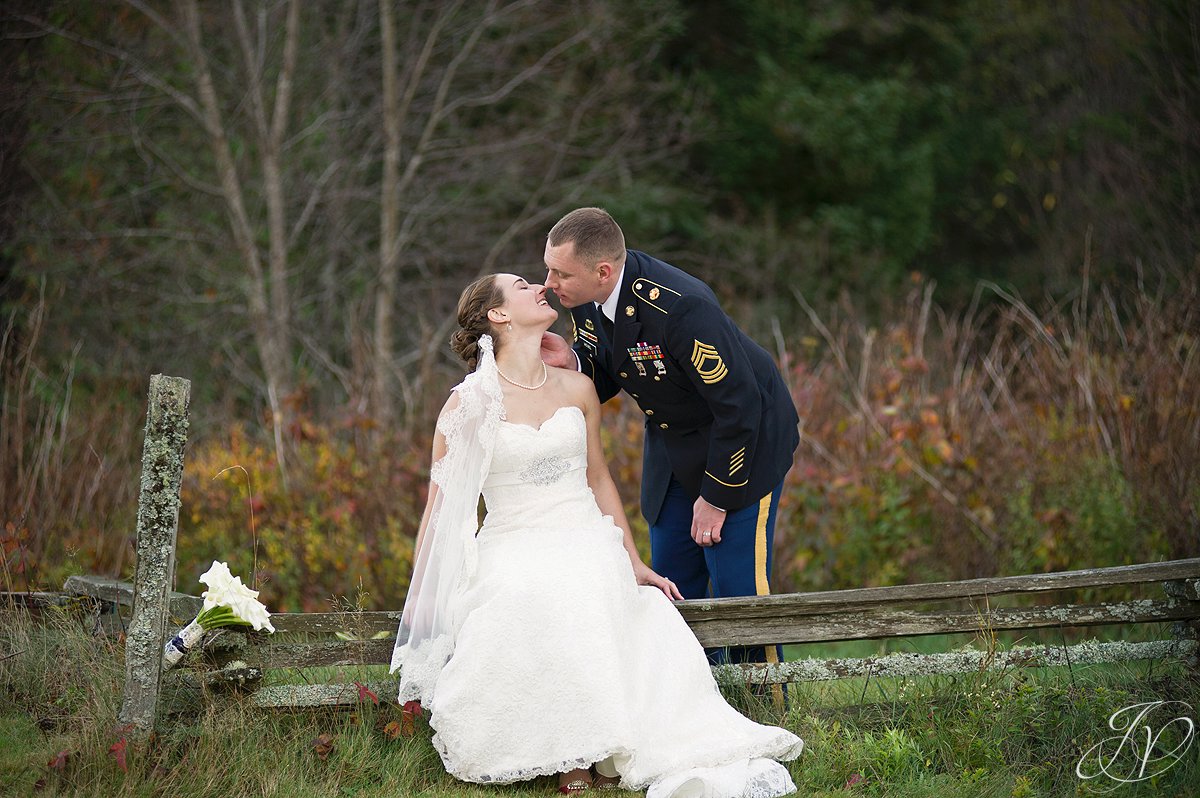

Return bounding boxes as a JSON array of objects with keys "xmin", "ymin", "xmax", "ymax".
[
  {"xmin": 619, "ymin": 372, "xmax": 627, "ymax": 378},
  {"xmin": 654, "ymin": 376, "xmax": 661, "ymax": 381},
  {"xmin": 659, "ymin": 423, "xmax": 669, "ymax": 429},
  {"xmin": 632, "ymin": 393, "xmax": 639, "ymax": 398},
  {"xmin": 645, "ymin": 409, "xmax": 654, "ymax": 416}
]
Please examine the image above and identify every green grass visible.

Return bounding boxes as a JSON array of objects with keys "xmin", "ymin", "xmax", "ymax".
[{"xmin": 3, "ymin": 607, "xmax": 1198, "ymax": 797}]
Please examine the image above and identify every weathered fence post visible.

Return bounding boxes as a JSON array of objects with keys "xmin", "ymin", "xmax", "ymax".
[
  {"xmin": 1165, "ymin": 578, "xmax": 1200, "ymax": 671},
  {"xmin": 117, "ymin": 374, "xmax": 191, "ymax": 737}
]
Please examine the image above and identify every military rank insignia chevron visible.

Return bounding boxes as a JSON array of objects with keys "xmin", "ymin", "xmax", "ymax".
[
  {"xmin": 729, "ymin": 446, "xmax": 746, "ymax": 476},
  {"xmin": 690, "ymin": 340, "xmax": 728, "ymax": 384}
]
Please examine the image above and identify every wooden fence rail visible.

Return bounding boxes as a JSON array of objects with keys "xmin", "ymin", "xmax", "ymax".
[
  {"xmin": 17, "ymin": 373, "xmax": 1199, "ymax": 725},
  {"xmin": 59, "ymin": 559, "xmax": 1200, "ymax": 710}
]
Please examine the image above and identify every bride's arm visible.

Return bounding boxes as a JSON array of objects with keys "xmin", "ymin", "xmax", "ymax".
[
  {"xmin": 412, "ymin": 393, "xmax": 455, "ymax": 555},
  {"xmin": 571, "ymin": 373, "xmax": 684, "ymax": 601}
]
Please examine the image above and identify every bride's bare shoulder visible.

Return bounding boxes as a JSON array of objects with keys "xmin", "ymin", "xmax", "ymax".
[
  {"xmin": 437, "ymin": 390, "xmax": 462, "ymax": 419},
  {"xmin": 552, "ymin": 367, "xmax": 600, "ymax": 408}
]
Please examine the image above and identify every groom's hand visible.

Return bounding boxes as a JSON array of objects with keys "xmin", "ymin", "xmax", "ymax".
[
  {"xmin": 691, "ymin": 497, "xmax": 726, "ymax": 547},
  {"xmin": 540, "ymin": 331, "xmax": 575, "ymax": 370}
]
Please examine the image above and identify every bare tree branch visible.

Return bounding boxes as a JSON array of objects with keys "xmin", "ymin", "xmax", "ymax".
[{"xmin": 14, "ymin": 13, "xmax": 204, "ymax": 126}]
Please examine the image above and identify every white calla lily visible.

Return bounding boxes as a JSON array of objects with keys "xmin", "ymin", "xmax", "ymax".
[{"xmin": 164, "ymin": 561, "xmax": 275, "ymax": 668}]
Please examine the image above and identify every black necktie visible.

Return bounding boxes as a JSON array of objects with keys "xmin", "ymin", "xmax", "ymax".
[{"xmin": 601, "ymin": 312, "xmax": 614, "ymax": 343}]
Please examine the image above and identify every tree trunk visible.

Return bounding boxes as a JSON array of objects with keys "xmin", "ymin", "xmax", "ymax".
[{"xmin": 373, "ymin": 0, "xmax": 401, "ymax": 433}]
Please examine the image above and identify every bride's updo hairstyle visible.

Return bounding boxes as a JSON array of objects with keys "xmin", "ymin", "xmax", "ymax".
[{"xmin": 450, "ymin": 274, "xmax": 506, "ymax": 371}]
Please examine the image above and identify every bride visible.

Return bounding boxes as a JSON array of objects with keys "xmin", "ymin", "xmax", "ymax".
[{"xmin": 390, "ymin": 273, "xmax": 803, "ymax": 797}]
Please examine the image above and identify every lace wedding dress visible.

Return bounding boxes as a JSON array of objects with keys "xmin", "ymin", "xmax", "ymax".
[{"xmin": 424, "ymin": 404, "xmax": 804, "ymax": 798}]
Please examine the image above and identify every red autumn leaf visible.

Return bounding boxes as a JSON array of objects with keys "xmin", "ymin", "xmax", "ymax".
[
  {"xmin": 109, "ymin": 738, "xmax": 128, "ymax": 772},
  {"xmin": 844, "ymin": 773, "xmax": 866, "ymax": 789},
  {"xmin": 47, "ymin": 750, "xmax": 69, "ymax": 771},
  {"xmin": 400, "ymin": 700, "xmax": 425, "ymax": 738},
  {"xmin": 382, "ymin": 720, "xmax": 403, "ymax": 740},
  {"xmin": 354, "ymin": 681, "xmax": 378, "ymax": 705},
  {"xmin": 311, "ymin": 733, "xmax": 335, "ymax": 760}
]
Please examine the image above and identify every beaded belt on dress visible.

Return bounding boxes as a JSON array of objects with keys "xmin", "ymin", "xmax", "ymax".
[{"xmin": 483, "ymin": 453, "xmax": 588, "ymax": 487}]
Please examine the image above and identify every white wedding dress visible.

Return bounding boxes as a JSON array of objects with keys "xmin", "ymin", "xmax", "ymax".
[{"xmin": 425, "ymin": 404, "xmax": 804, "ymax": 798}]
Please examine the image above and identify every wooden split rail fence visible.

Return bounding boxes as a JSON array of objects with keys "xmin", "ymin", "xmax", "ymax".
[
  {"xmin": 7, "ymin": 374, "xmax": 1199, "ymax": 735},
  {"xmin": 55, "ymin": 559, "xmax": 1200, "ymax": 713}
]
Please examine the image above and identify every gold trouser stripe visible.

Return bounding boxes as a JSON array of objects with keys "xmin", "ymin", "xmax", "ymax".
[
  {"xmin": 754, "ymin": 492, "xmax": 784, "ymax": 705},
  {"xmin": 754, "ymin": 492, "xmax": 772, "ymax": 597}
]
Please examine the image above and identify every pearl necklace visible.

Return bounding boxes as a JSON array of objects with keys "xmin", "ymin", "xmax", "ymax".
[{"xmin": 496, "ymin": 361, "xmax": 547, "ymax": 390}]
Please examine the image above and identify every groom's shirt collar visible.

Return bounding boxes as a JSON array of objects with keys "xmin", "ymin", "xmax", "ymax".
[{"xmin": 596, "ymin": 264, "xmax": 627, "ymax": 322}]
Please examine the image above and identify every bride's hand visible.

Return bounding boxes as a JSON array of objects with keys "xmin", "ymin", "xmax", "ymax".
[
  {"xmin": 632, "ymin": 561, "xmax": 684, "ymax": 601},
  {"xmin": 540, "ymin": 331, "xmax": 575, "ymax": 369}
]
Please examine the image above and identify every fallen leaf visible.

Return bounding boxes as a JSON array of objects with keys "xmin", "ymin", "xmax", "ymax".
[
  {"xmin": 33, "ymin": 778, "xmax": 47, "ymax": 791},
  {"xmin": 844, "ymin": 773, "xmax": 866, "ymax": 788},
  {"xmin": 47, "ymin": 750, "xmax": 69, "ymax": 771},
  {"xmin": 382, "ymin": 720, "xmax": 403, "ymax": 740},
  {"xmin": 311, "ymin": 733, "xmax": 335, "ymax": 760},
  {"xmin": 400, "ymin": 700, "xmax": 424, "ymax": 737},
  {"xmin": 109, "ymin": 738, "xmax": 128, "ymax": 772}
]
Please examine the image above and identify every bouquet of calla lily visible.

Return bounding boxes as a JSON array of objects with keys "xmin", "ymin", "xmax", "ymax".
[{"xmin": 163, "ymin": 561, "xmax": 275, "ymax": 669}]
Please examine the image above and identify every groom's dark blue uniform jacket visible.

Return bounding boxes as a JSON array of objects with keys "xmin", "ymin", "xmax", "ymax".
[{"xmin": 570, "ymin": 250, "xmax": 800, "ymax": 524}]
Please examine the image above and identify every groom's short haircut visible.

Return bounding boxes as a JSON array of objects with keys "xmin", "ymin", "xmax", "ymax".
[{"xmin": 548, "ymin": 207, "xmax": 626, "ymax": 271}]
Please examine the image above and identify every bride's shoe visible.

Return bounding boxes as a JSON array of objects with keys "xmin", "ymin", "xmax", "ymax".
[
  {"xmin": 591, "ymin": 760, "xmax": 620, "ymax": 791},
  {"xmin": 558, "ymin": 768, "xmax": 592, "ymax": 794},
  {"xmin": 591, "ymin": 772, "xmax": 620, "ymax": 790}
]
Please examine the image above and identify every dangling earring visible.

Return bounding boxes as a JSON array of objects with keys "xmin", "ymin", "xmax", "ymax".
[{"xmin": 507, "ymin": 322, "xmax": 513, "ymax": 332}]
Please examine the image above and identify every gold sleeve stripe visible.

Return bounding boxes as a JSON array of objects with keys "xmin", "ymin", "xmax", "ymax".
[{"xmin": 704, "ymin": 470, "xmax": 748, "ymax": 488}]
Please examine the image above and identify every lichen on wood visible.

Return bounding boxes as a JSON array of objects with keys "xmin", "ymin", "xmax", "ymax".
[
  {"xmin": 118, "ymin": 374, "xmax": 191, "ymax": 738},
  {"xmin": 712, "ymin": 638, "xmax": 1199, "ymax": 685}
]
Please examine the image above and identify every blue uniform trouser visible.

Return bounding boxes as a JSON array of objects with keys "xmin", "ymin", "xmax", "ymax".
[{"xmin": 650, "ymin": 475, "xmax": 786, "ymax": 670}]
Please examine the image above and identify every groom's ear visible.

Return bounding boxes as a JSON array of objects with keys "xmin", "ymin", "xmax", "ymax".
[{"xmin": 595, "ymin": 261, "xmax": 614, "ymax": 284}]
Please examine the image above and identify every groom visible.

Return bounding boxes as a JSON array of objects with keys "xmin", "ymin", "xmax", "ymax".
[{"xmin": 540, "ymin": 207, "xmax": 800, "ymax": 669}]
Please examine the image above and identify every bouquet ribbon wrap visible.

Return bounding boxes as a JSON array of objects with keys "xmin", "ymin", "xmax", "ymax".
[{"xmin": 163, "ymin": 619, "xmax": 205, "ymax": 669}]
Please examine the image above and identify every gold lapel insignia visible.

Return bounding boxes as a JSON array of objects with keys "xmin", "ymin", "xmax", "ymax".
[
  {"xmin": 690, "ymin": 340, "xmax": 729, "ymax": 384},
  {"xmin": 649, "ymin": 287, "xmax": 660, "ymax": 300},
  {"xmin": 625, "ymin": 305, "xmax": 635, "ymax": 317},
  {"xmin": 585, "ymin": 318, "xmax": 595, "ymax": 330}
]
